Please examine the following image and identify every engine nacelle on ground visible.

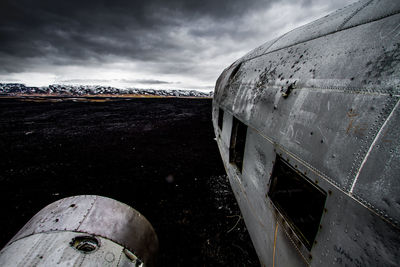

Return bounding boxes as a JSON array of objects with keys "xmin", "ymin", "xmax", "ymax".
[{"xmin": 0, "ymin": 195, "xmax": 158, "ymax": 266}]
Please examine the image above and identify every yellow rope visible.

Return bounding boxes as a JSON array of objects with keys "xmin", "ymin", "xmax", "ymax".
[{"xmin": 273, "ymin": 222, "xmax": 279, "ymax": 267}]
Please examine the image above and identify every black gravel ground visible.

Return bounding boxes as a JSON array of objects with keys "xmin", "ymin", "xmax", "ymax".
[{"xmin": 0, "ymin": 97, "xmax": 259, "ymax": 266}]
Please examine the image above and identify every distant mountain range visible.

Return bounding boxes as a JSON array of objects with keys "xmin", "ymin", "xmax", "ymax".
[{"xmin": 0, "ymin": 83, "xmax": 213, "ymax": 98}]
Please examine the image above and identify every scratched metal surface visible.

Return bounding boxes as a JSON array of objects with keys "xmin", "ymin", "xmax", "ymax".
[
  {"xmin": 4, "ymin": 195, "xmax": 158, "ymax": 266},
  {"xmin": 213, "ymin": 0, "xmax": 400, "ymax": 266}
]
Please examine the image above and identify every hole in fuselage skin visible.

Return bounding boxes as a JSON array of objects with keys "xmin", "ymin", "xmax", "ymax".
[
  {"xmin": 70, "ymin": 236, "xmax": 100, "ymax": 253},
  {"xmin": 229, "ymin": 117, "xmax": 247, "ymax": 173}
]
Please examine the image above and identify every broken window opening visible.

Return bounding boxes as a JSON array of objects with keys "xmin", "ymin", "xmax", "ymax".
[
  {"xmin": 229, "ymin": 117, "xmax": 247, "ymax": 173},
  {"xmin": 229, "ymin": 62, "xmax": 242, "ymax": 83},
  {"xmin": 218, "ymin": 108, "xmax": 224, "ymax": 131},
  {"xmin": 268, "ymin": 156, "xmax": 327, "ymax": 250}
]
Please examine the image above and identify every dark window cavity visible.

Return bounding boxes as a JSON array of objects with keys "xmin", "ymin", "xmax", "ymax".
[
  {"xmin": 268, "ymin": 156, "xmax": 327, "ymax": 250},
  {"xmin": 218, "ymin": 108, "xmax": 224, "ymax": 130},
  {"xmin": 229, "ymin": 117, "xmax": 247, "ymax": 173},
  {"xmin": 229, "ymin": 62, "xmax": 242, "ymax": 83}
]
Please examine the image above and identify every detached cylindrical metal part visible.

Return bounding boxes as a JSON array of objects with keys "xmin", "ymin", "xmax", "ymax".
[{"xmin": 0, "ymin": 195, "xmax": 158, "ymax": 266}]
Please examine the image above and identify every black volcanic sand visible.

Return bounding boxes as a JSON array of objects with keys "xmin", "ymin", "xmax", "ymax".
[{"xmin": 0, "ymin": 98, "xmax": 259, "ymax": 266}]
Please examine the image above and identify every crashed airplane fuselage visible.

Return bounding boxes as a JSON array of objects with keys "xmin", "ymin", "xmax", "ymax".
[{"xmin": 212, "ymin": 0, "xmax": 400, "ymax": 266}]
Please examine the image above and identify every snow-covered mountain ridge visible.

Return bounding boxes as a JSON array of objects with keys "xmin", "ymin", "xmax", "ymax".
[{"xmin": 0, "ymin": 83, "xmax": 213, "ymax": 98}]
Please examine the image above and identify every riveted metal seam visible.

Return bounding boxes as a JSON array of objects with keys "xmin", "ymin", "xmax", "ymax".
[
  {"xmin": 76, "ymin": 195, "xmax": 97, "ymax": 231},
  {"xmin": 345, "ymin": 97, "xmax": 399, "ymax": 191},
  {"xmin": 230, "ymin": 82, "xmax": 399, "ymax": 96},
  {"xmin": 337, "ymin": 0, "xmax": 374, "ymax": 30},
  {"xmin": 350, "ymin": 98, "xmax": 400, "ymax": 193}
]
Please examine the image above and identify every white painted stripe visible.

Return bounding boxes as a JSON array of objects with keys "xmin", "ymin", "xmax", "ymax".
[{"xmin": 350, "ymin": 98, "xmax": 400, "ymax": 193}]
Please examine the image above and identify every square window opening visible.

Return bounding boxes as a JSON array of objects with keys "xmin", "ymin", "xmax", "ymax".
[
  {"xmin": 229, "ymin": 117, "xmax": 247, "ymax": 173},
  {"xmin": 268, "ymin": 156, "xmax": 327, "ymax": 250},
  {"xmin": 218, "ymin": 108, "xmax": 224, "ymax": 130}
]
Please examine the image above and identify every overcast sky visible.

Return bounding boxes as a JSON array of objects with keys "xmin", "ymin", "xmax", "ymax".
[{"xmin": 0, "ymin": 0, "xmax": 354, "ymax": 91}]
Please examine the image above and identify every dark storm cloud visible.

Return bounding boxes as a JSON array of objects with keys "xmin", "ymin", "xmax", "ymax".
[
  {"xmin": 0, "ymin": 0, "xmax": 285, "ymax": 72},
  {"xmin": 0, "ymin": 0, "xmax": 352, "ymax": 84}
]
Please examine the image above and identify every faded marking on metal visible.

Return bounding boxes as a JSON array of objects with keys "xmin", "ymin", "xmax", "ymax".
[
  {"xmin": 347, "ymin": 109, "xmax": 358, "ymax": 117},
  {"xmin": 350, "ymin": 98, "xmax": 400, "ymax": 193},
  {"xmin": 294, "ymin": 128, "xmax": 303, "ymax": 145},
  {"xmin": 346, "ymin": 110, "xmax": 369, "ymax": 137},
  {"xmin": 272, "ymin": 222, "xmax": 279, "ymax": 267}
]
